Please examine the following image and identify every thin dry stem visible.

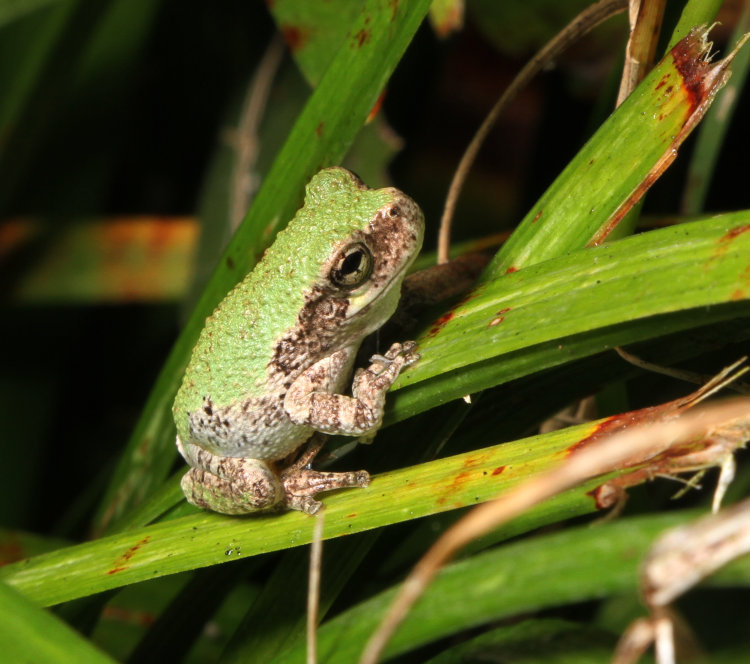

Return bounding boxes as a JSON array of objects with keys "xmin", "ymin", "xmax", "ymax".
[
  {"xmin": 230, "ymin": 36, "xmax": 285, "ymax": 230},
  {"xmin": 616, "ymin": 348, "xmax": 750, "ymax": 394},
  {"xmin": 307, "ymin": 511, "xmax": 325, "ymax": 664},
  {"xmin": 616, "ymin": 0, "xmax": 667, "ymax": 106},
  {"xmin": 436, "ymin": 0, "xmax": 628, "ymax": 264}
]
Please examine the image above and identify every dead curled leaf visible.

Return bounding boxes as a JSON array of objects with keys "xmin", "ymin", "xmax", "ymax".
[{"xmin": 613, "ymin": 496, "xmax": 750, "ymax": 664}]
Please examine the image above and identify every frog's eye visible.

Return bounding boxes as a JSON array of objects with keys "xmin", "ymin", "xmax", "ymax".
[{"xmin": 330, "ymin": 243, "xmax": 373, "ymax": 289}]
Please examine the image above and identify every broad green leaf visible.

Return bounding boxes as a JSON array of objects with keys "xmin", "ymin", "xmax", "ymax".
[{"xmin": 10, "ymin": 211, "xmax": 747, "ymax": 606}]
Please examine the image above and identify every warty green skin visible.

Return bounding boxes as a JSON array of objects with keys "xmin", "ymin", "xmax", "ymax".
[{"xmin": 173, "ymin": 168, "xmax": 424, "ymax": 514}]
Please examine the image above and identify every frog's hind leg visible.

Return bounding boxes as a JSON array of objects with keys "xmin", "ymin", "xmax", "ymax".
[
  {"xmin": 280, "ymin": 432, "xmax": 370, "ymax": 514},
  {"xmin": 177, "ymin": 438, "xmax": 284, "ymax": 514}
]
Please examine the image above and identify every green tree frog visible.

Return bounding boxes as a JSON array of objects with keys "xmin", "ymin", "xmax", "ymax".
[{"xmin": 173, "ymin": 168, "xmax": 424, "ymax": 514}]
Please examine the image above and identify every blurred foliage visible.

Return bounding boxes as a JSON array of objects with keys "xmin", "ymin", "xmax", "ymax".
[{"xmin": 1, "ymin": 0, "xmax": 750, "ymax": 662}]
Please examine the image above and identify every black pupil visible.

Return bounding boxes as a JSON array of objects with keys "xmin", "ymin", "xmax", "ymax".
[{"xmin": 341, "ymin": 250, "xmax": 363, "ymax": 275}]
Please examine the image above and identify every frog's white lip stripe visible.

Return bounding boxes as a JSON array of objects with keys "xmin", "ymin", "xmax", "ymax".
[{"xmin": 347, "ymin": 255, "xmax": 417, "ymax": 317}]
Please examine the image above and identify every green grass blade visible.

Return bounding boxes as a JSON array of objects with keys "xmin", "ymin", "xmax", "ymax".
[
  {"xmin": 9, "ymin": 212, "xmax": 747, "ymax": 606},
  {"xmin": 0, "ymin": 421, "xmax": 612, "ymax": 606},
  {"xmin": 489, "ymin": 26, "xmax": 735, "ymax": 273},
  {"xmin": 390, "ymin": 212, "xmax": 750, "ymax": 422}
]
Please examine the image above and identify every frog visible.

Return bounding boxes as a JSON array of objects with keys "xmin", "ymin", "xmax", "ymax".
[{"xmin": 173, "ymin": 167, "xmax": 424, "ymax": 515}]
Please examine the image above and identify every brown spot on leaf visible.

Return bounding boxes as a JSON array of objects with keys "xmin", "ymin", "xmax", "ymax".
[
  {"xmin": 591, "ymin": 28, "xmax": 737, "ymax": 247},
  {"xmin": 488, "ymin": 307, "xmax": 511, "ymax": 327},
  {"xmin": 505, "ymin": 266, "xmax": 518, "ymax": 274},
  {"xmin": 108, "ymin": 536, "xmax": 151, "ymax": 575},
  {"xmin": 532, "ymin": 209, "xmax": 543, "ymax": 223},
  {"xmin": 387, "ymin": 0, "xmax": 400, "ymax": 21},
  {"xmin": 281, "ymin": 25, "xmax": 308, "ymax": 52},
  {"xmin": 708, "ymin": 224, "xmax": 750, "ymax": 267},
  {"xmin": 491, "ymin": 466, "xmax": 506, "ymax": 476},
  {"xmin": 568, "ymin": 405, "xmax": 668, "ymax": 456},
  {"xmin": 354, "ymin": 28, "xmax": 371, "ymax": 47},
  {"xmin": 450, "ymin": 471, "xmax": 472, "ymax": 491},
  {"xmin": 463, "ymin": 452, "xmax": 490, "ymax": 468},
  {"xmin": 427, "ymin": 311, "xmax": 454, "ymax": 337},
  {"xmin": 721, "ymin": 224, "xmax": 750, "ymax": 242}
]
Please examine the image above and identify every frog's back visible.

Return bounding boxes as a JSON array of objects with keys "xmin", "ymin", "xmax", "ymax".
[{"xmin": 173, "ymin": 168, "xmax": 396, "ymax": 447}]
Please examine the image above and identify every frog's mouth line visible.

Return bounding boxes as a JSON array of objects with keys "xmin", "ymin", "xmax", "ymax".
[{"xmin": 346, "ymin": 253, "xmax": 418, "ymax": 319}]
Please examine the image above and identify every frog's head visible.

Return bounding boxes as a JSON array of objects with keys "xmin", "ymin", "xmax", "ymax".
[{"xmin": 309, "ymin": 168, "xmax": 425, "ymax": 339}]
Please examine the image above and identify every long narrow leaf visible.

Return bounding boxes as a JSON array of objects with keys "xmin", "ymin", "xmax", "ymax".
[
  {"xmin": 490, "ymin": 26, "xmax": 738, "ymax": 273},
  {"xmin": 390, "ymin": 212, "xmax": 750, "ymax": 421}
]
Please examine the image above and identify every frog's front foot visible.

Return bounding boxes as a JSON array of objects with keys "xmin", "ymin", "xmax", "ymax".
[
  {"xmin": 368, "ymin": 340, "xmax": 420, "ymax": 375},
  {"xmin": 280, "ymin": 466, "xmax": 370, "ymax": 514}
]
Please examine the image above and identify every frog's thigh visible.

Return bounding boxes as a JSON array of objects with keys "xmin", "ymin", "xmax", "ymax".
[
  {"xmin": 283, "ymin": 350, "xmax": 380, "ymax": 435},
  {"xmin": 177, "ymin": 438, "xmax": 283, "ymax": 514}
]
